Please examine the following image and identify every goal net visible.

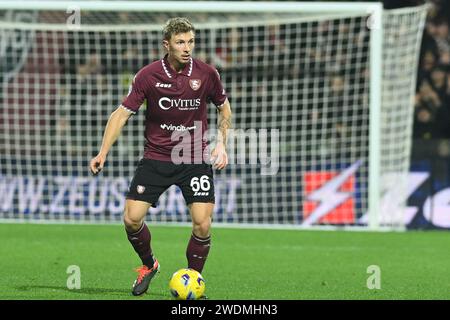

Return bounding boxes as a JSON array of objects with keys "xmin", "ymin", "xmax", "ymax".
[{"xmin": 0, "ymin": 2, "xmax": 427, "ymax": 229}]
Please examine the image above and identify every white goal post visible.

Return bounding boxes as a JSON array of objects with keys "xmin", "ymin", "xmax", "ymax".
[{"xmin": 0, "ymin": 1, "xmax": 427, "ymax": 230}]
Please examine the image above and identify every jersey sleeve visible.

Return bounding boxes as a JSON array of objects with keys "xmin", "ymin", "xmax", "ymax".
[
  {"xmin": 208, "ymin": 68, "xmax": 227, "ymax": 108},
  {"xmin": 121, "ymin": 70, "xmax": 148, "ymax": 114}
]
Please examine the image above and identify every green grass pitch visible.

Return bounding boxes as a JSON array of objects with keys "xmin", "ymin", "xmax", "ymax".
[{"xmin": 0, "ymin": 223, "xmax": 449, "ymax": 300}]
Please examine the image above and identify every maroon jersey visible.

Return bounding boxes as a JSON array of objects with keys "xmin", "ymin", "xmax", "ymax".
[{"xmin": 122, "ymin": 54, "xmax": 227, "ymax": 162}]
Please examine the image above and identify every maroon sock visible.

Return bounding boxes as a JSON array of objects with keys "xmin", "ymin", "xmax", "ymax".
[
  {"xmin": 126, "ymin": 223, "xmax": 155, "ymax": 268},
  {"xmin": 186, "ymin": 233, "xmax": 211, "ymax": 273}
]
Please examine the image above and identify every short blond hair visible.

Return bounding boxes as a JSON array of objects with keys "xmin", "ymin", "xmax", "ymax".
[{"xmin": 163, "ymin": 17, "xmax": 195, "ymax": 40}]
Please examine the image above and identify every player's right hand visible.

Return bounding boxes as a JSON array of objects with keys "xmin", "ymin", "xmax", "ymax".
[{"xmin": 90, "ymin": 153, "xmax": 106, "ymax": 175}]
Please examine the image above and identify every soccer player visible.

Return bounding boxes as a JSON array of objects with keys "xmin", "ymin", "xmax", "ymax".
[{"xmin": 89, "ymin": 17, "xmax": 232, "ymax": 296}]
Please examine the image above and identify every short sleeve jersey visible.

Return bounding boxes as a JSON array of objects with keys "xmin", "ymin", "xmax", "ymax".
[{"xmin": 122, "ymin": 54, "xmax": 227, "ymax": 162}]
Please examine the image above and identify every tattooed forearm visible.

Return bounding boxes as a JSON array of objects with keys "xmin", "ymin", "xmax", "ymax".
[{"xmin": 217, "ymin": 101, "xmax": 232, "ymax": 146}]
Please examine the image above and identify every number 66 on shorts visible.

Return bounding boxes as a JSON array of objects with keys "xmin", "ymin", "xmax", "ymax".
[{"xmin": 190, "ymin": 175, "xmax": 211, "ymax": 196}]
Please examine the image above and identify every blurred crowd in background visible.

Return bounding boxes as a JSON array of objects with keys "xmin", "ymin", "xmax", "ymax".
[
  {"xmin": 62, "ymin": 0, "xmax": 450, "ymax": 142},
  {"xmin": 413, "ymin": 0, "xmax": 450, "ymax": 142},
  {"xmin": 1, "ymin": 0, "xmax": 448, "ymax": 157}
]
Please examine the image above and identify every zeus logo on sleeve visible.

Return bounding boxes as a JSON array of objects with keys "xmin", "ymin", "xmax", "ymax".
[
  {"xmin": 158, "ymin": 97, "xmax": 201, "ymax": 110},
  {"xmin": 155, "ymin": 82, "xmax": 172, "ymax": 88}
]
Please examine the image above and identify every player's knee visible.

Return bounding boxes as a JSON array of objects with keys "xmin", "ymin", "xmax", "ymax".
[
  {"xmin": 193, "ymin": 218, "xmax": 211, "ymax": 238},
  {"xmin": 123, "ymin": 210, "xmax": 142, "ymax": 232}
]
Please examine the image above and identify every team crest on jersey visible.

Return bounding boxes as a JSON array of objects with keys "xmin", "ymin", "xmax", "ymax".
[
  {"xmin": 189, "ymin": 79, "xmax": 202, "ymax": 91},
  {"xmin": 137, "ymin": 185, "xmax": 146, "ymax": 194}
]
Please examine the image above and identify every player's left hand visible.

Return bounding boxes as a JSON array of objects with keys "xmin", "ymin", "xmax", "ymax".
[{"xmin": 210, "ymin": 142, "xmax": 228, "ymax": 170}]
